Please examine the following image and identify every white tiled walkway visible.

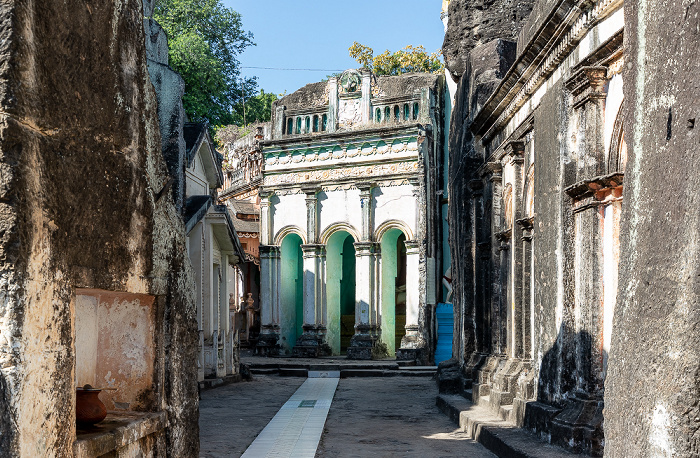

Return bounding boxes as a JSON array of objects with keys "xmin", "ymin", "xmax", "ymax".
[{"xmin": 241, "ymin": 373, "xmax": 339, "ymax": 458}]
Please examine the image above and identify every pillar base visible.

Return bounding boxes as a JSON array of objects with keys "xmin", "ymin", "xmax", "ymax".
[
  {"xmin": 346, "ymin": 326, "xmax": 380, "ymax": 360},
  {"xmin": 549, "ymin": 394, "xmax": 604, "ymax": 456},
  {"xmin": 292, "ymin": 325, "xmax": 331, "ymax": 358},
  {"xmin": 397, "ymin": 328, "xmax": 429, "ymax": 364},
  {"xmin": 255, "ymin": 327, "xmax": 280, "ymax": 357}
]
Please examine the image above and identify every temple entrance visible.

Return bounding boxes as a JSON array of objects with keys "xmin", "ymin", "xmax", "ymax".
[
  {"xmin": 381, "ymin": 229, "xmax": 407, "ymax": 356},
  {"xmin": 280, "ymin": 233, "xmax": 303, "ymax": 354},
  {"xmin": 325, "ymin": 231, "xmax": 356, "ymax": 355}
]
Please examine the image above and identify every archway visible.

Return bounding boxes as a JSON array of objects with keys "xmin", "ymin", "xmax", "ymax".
[
  {"xmin": 325, "ymin": 230, "xmax": 356, "ymax": 355},
  {"xmin": 279, "ymin": 233, "xmax": 303, "ymax": 354},
  {"xmin": 380, "ymin": 228, "xmax": 407, "ymax": 356}
]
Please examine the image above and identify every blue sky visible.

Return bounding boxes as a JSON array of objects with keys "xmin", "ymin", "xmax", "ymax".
[{"xmin": 223, "ymin": 1, "xmax": 445, "ymax": 96}]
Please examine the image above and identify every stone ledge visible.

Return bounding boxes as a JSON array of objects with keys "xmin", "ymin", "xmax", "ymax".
[
  {"xmin": 74, "ymin": 411, "xmax": 167, "ymax": 457},
  {"xmin": 436, "ymin": 394, "xmax": 584, "ymax": 458},
  {"xmin": 198, "ymin": 374, "xmax": 243, "ymax": 391}
]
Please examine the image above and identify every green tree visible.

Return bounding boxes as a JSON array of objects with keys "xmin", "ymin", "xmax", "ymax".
[
  {"xmin": 231, "ymin": 89, "xmax": 278, "ymax": 126},
  {"xmin": 349, "ymin": 42, "xmax": 444, "ymax": 76},
  {"xmin": 153, "ymin": 0, "xmax": 255, "ymax": 125}
]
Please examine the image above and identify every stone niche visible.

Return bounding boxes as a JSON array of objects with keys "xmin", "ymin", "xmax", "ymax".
[{"xmin": 75, "ymin": 289, "xmax": 156, "ymax": 412}]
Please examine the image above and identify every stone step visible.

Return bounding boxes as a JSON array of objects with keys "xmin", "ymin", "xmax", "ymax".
[
  {"xmin": 340, "ymin": 369, "xmax": 388, "ymax": 378},
  {"xmin": 499, "ymin": 405, "xmax": 513, "ymax": 422},
  {"xmin": 398, "ymin": 366, "xmax": 437, "ymax": 371},
  {"xmin": 249, "ymin": 368, "xmax": 279, "ymax": 375},
  {"xmin": 436, "ymin": 394, "xmax": 585, "ymax": 458},
  {"xmin": 278, "ymin": 368, "xmax": 308, "ymax": 377}
]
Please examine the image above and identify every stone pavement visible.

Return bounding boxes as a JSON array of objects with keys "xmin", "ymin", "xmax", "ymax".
[{"xmin": 199, "ymin": 374, "xmax": 495, "ymax": 457}]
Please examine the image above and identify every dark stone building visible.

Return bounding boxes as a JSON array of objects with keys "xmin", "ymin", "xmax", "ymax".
[{"xmin": 441, "ymin": 0, "xmax": 630, "ymax": 455}]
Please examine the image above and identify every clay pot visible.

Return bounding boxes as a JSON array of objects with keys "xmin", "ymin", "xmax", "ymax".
[{"xmin": 76, "ymin": 385, "xmax": 107, "ymax": 426}]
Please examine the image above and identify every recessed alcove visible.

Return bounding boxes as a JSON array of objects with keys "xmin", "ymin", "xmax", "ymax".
[{"xmin": 75, "ymin": 288, "xmax": 156, "ymax": 412}]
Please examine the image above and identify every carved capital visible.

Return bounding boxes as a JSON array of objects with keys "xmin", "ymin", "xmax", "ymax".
[{"xmin": 566, "ymin": 66, "xmax": 608, "ymax": 109}]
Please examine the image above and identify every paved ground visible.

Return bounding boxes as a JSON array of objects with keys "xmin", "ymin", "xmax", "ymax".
[
  {"xmin": 199, "ymin": 375, "xmax": 495, "ymax": 457},
  {"xmin": 199, "ymin": 376, "xmax": 305, "ymax": 457}
]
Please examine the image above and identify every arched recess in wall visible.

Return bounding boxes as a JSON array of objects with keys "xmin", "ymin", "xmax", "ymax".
[
  {"xmin": 319, "ymin": 222, "xmax": 361, "ymax": 246},
  {"xmin": 279, "ymin": 232, "xmax": 304, "ymax": 355},
  {"xmin": 608, "ymin": 102, "xmax": 627, "ymax": 174},
  {"xmin": 374, "ymin": 219, "xmax": 414, "ymax": 243},
  {"xmin": 378, "ymin": 227, "xmax": 408, "ymax": 357},
  {"xmin": 273, "ymin": 225, "xmax": 307, "ymax": 246}
]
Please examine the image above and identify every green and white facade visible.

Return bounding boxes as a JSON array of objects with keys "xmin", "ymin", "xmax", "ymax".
[{"xmin": 257, "ymin": 70, "xmax": 445, "ymax": 363}]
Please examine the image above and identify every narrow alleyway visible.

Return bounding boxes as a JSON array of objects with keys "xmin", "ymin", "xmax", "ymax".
[{"xmin": 199, "ymin": 374, "xmax": 495, "ymax": 457}]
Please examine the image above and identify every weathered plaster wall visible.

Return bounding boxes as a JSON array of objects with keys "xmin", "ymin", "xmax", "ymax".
[
  {"xmin": 604, "ymin": 0, "xmax": 700, "ymax": 455},
  {"xmin": 0, "ymin": 0, "xmax": 198, "ymax": 455}
]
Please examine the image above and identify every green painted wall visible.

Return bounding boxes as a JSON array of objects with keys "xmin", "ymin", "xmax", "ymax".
[
  {"xmin": 280, "ymin": 233, "xmax": 303, "ymax": 354},
  {"xmin": 325, "ymin": 231, "xmax": 355, "ymax": 355},
  {"xmin": 381, "ymin": 229, "xmax": 407, "ymax": 356}
]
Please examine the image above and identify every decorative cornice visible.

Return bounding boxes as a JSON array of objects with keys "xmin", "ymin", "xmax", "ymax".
[
  {"xmin": 263, "ymin": 161, "xmax": 420, "ymax": 187},
  {"xmin": 516, "ymin": 216, "xmax": 535, "ymax": 230},
  {"xmin": 564, "ymin": 172, "xmax": 624, "ymax": 199},
  {"xmin": 472, "ymin": 0, "xmax": 623, "ymax": 141},
  {"xmin": 565, "ymin": 66, "xmax": 608, "ymax": 109}
]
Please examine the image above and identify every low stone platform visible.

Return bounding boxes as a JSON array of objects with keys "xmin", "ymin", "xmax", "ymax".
[
  {"xmin": 436, "ymin": 394, "xmax": 586, "ymax": 458},
  {"xmin": 242, "ymin": 353, "xmax": 437, "ymax": 378},
  {"xmin": 198, "ymin": 374, "xmax": 242, "ymax": 391}
]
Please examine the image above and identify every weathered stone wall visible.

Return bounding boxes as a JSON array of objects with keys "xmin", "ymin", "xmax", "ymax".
[
  {"xmin": 442, "ymin": 0, "xmax": 534, "ymax": 79},
  {"xmin": 0, "ymin": 0, "xmax": 198, "ymax": 455},
  {"xmin": 604, "ymin": 0, "xmax": 700, "ymax": 456},
  {"xmin": 443, "ymin": 0, "xmax": 532, "ymax": 369}
]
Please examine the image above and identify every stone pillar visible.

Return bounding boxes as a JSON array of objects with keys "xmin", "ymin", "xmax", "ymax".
[
  {"xmin": 293, "ymin": 244, "xmax": 329, "ymax": 357},
  {"xmin": 273, "ymin": 105, "xmax": 285, "ymax": 139},
  {"xmin": 360, "ymin": 69, "xmax": 371, "ymax": 124},
  {"xmin": 304, "ymin": 187, "xmax": 319, "ymax": 243},
  {"xmin": 259, "ymin": 190, "xmax": 273, "ymax": 245},
  {"xmin": 256, "ymin": 245, "xmax": 281, "ymax": 356},
  {"xmin": 359, "ymin": 184, "xmax": 374, "ymax": 241},
  {"xmin": 482, "ymin": 162, "xmax": 504, "ymax": 355},
  {"xmin": 505, "ymin": 141, "xmax": 525, "ymax": 359},
  {"xmin": 347, "ymin": 241, "xmax": 380, "ymax": 359},
  {"xmin": 328, "ymin": 77, "xmax": 339, "ymax": 133},
  {"xmin": 398, "ymin": 239, "xmax": 426, "ymax": 353}
]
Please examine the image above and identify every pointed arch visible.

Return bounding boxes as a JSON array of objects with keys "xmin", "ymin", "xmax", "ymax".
[{"xmin": 608, "ymin": 101, "xmax": 626, "ymax": 174}]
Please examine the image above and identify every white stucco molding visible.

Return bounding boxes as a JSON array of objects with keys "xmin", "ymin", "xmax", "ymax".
[
  {"xmin": 273, "ymin": 225, "xmax": 308, "ymax": 246},
  {"xmin": 374, "ymin": 219, "xmax": 414, "ymax": 242},
  {"xmin": 319, "ymin": 222, "xmax": 361, "ymax": 245}
]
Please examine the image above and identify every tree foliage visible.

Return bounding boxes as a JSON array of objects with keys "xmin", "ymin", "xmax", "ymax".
[
  {"xmin": 231, "ymin": 89, "xmax": 278, "ymax": 126},
  {"xmin": 349, "ymin": 42, "xmax": 444, "ymax": 76},
  {"xmin": 153, "ymin": 0, "xmax": 256, "ymax": 125}
]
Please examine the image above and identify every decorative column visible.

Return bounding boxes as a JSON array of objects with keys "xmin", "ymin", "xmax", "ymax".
[
  {"xmin": 327, "ymin": 77, "xmax": 339, "ymax": 133},
  {"xmin": 481, "ymin": 162, "xmax": 504, "ymax": 355},
  {"xmin": 360, "ymin": 69, "xmax": 371, "ymax": 123},
  {"xmin": 548, "ymin": 66, "xmax": 609, "ymax": 455},
  {"xmin": 347, "ymin": 183, "xmax": 381, "ymax": 359},
  {"xmin": 293, "ymin": 244, "xmax": 329, "ymax": 357},
  {"xmin": 347, "ymin": 241, "xmax": 380, "ymax": 359},
  {"xmin": 259, "ymin": 190, "xmax": 273, "ymax": 245},
  {"xmin": 256, "ymin": 245, "xmax": 281, "ymax": 356},
  {"xmin": 505, "ymin": 141, "xmax": 525, "ymax": 360},
  {"xmin": 397, "ymin": 239, "xmax": 427, "ymax": 361},
  {"xmin": 489, "ymin": 142, "xmax": 527, "ymax": 413}
]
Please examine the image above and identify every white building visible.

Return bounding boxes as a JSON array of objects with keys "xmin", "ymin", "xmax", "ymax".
[
  {"xmin": 257, "ymin": 70, "xmax": 446, "ymax": 363},
  {"xmin": 183, "ymin": 123, "xmax": 245, "ymax": 380}
]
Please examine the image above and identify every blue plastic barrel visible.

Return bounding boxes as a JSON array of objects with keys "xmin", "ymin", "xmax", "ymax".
[{"xmin": 434, "ymin": 302, "xmax": 454, "ymax": 365}]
